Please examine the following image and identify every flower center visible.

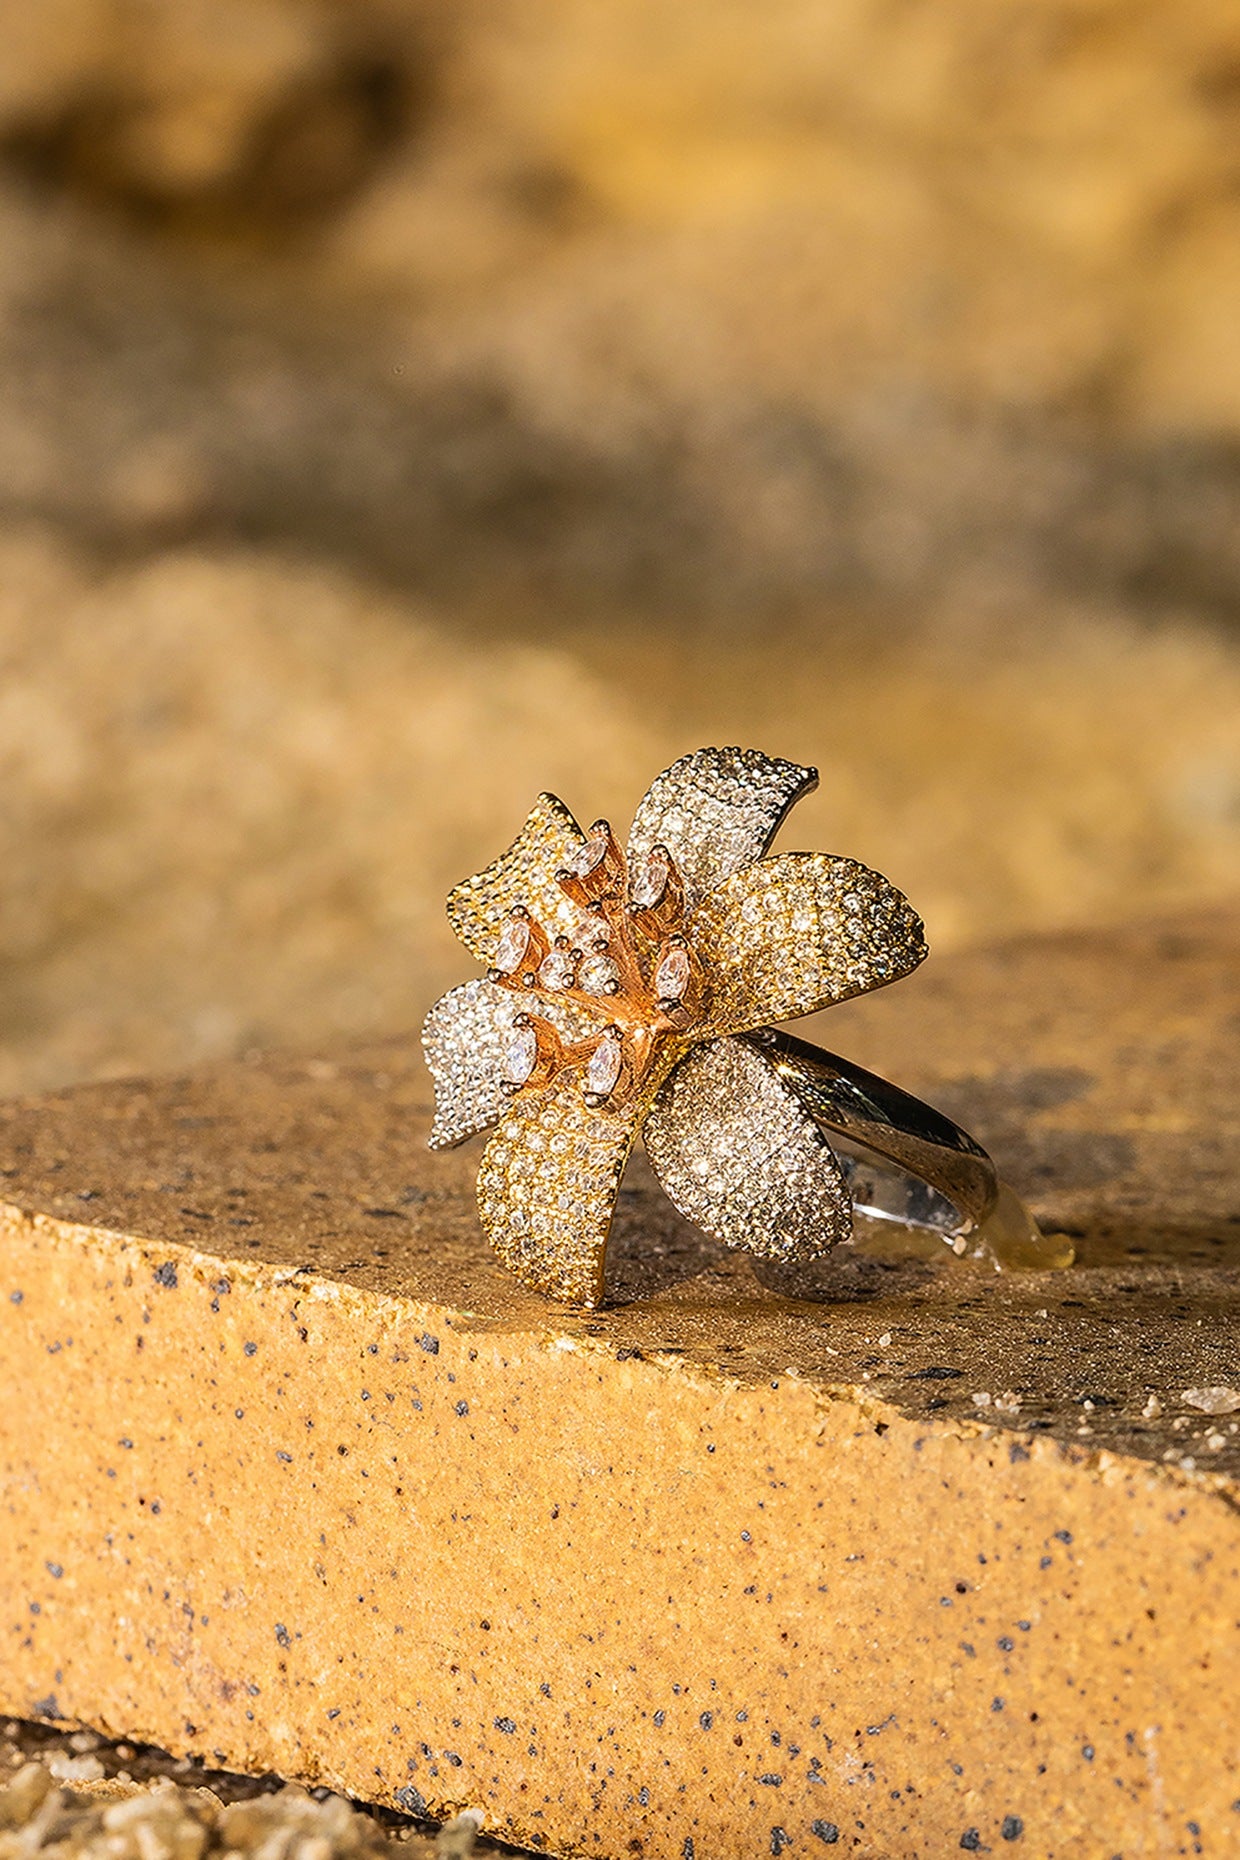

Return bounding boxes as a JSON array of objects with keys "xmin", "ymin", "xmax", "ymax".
[{"xmin": 486, "ymin": 822, "xmax": 706, "ymax": 1108}]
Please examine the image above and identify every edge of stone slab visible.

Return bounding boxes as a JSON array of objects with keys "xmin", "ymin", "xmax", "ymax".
[{"xmin": 6, "ymin": 1196, "xmax": 1238, "ymax": 1522}]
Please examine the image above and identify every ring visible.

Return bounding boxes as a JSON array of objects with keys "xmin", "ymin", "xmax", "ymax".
[{"xmin": 422, "ymin": 748, "xmax": 1070, "ymax": 1305}]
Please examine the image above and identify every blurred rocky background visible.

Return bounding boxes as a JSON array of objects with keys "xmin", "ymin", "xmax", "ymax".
[{"xmin": 1, "ymin": 0, "xmax": 1239, "ymax": 1095}]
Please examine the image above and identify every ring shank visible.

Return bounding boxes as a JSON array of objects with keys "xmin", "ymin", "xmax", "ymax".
[{"xmin": 743, "ymin": 1027, "xmax": 999, "ymax": 1240}]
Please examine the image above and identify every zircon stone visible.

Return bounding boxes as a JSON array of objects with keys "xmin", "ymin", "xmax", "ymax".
[
  {"xmin": 579, "ymin": 953, "xmax": 621, "ymax": 995},
  {"xmin": 492, "ymin": 914, "xmax": 532, "ymax": 975},
  {"xmin": 570, "ymin": 913, "xmax": 608, "ymax": 953},
  {"xmin": 655, "ymin": 944, "xmax": 691, "ymax": 1001},
  {"xmin": 538, "ymin": 948, "xmax": 576, "ymax": 991},
  {"xmin": 502, "ymin": 1022, "xmax": 538, "ymax": 1087},
  {"xmin": 570, "ymin": 833, "xmax": 609, "ymax": 878},
  {"xmin": 630, "ymin": 849, "xmax": 670, "ymax": 910},
  {"xmin": 584, "ymin": 1034, "xmax": 623, "ymax": 1099}
]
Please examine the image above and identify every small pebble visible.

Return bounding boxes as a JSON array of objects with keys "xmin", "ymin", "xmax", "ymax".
[{"xmin": 1182, "ymin": 1387, "xmax": 1240, "ymax": 1415}]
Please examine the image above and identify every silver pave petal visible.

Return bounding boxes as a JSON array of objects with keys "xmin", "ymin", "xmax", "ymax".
[
  {"xmin": 643, "ymin": 1036, "xmax": 852, "ymax": 1262},
  {"xmin": 446, "ymin": 793, "xmax": 586, "ymax": 964},
  {"xmin": 626, "ymin": 747, "xmax": 818, "ymax": 910},
  {"xmin": 421, "ymin": 979, "xmax": 594, "ymax": 1151}
]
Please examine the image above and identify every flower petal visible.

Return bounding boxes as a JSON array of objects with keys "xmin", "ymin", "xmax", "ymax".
[
  {"xmin": 476, "ymin": 1076, "xmax": 645, "ymax": 1305},
  {"xmin": 446, "ymin": 793, "xmax": 586, "ymax": 963},
  {"xmin": 643, "ymin": 1036, "xmax": 852, "ymax": 1261},
  {"xmin": 690, "ymin": 851, "xmax": 927, "ymax": 1035},
  {"xmin": 421, "ymin": 979, "xmax": 596, "ymax": 1151},
  {"xmin": 626, "ymin": 747, "xmax": 818, "ymax": 910}
]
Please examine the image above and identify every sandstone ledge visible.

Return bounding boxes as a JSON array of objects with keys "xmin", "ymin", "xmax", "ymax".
[{"xmin": 1, "ymin": 911, "xmax": 1238, "ymax": 1858}]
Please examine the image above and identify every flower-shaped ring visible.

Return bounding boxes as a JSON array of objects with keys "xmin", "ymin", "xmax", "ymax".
[{"xmin": 423, "ymin": 748, "xmax": 1064, "ymax": 1305}]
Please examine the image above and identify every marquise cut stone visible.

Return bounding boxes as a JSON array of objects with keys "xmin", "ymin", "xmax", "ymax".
[
  {"xmin": 655, "ymin": 945, "xmax": 691, "ymax": 1000},
  {"xmin": 570, "ymin": 834, "xmax": 609, "ymax": 878},
  {"xmin": 584, "ymin": 1034, "xmax": 622, "ymax": 1098},
  {"xmin": 630, "ymin": 849, "xmax": 670, "ymax": 910},
  {"xmin": 502, "ymin": 1022, "xmax": 538, "ymax": 1087},
  {"xmin": 492, "ymin": 915, "xmax": 532, "ymax": 975}
]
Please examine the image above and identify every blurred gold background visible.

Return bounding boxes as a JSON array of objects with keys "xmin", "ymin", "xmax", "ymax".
[{"xmin": 1, "ymin": 0, "xmax": 1239, "ymax": 1095}]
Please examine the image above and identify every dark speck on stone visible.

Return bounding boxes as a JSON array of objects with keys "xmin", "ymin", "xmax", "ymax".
[
  {"xmin": 1082, "ymin": 1745, "xmax": 1094, "ymax": 1761},
  {"xmin": 998, "ymin": 1637, "xmax": 1014, "ymax": 1651},
  {"xmin": 682, "ymin": 1842, "xmax": 695, "ymax": 1860},
  {"xmin": 811, "ymin": 1823, "xmax": 839, "ymax": 1845},
  {"xmin": 771, "ymin": 1829, "xmax": 790, "ymax": 1855},
  {"xmin": 1009, "ymin": 1444, "xmax": 1029, "ymax": 1463},
  {"xmin": 275, "ymin": 1624, "xmax": 291, "ymax": 1648},
  {"xmin": 960, "ymin": 1832, "xmax": 982, "ymax": 1852},
  {"xmin": 394, "ymin": 1786, "xmax": 427, "ymax": 1817},
  {"xmin": 992, "ymin": 1697, "xmax": 1005, "ymax": 1712},
  {"xmin": 1054, "ymin": 1530, "xmax": 1073, "ymax": 1544},
  {"xmin": 494, "ymin": 1717, "xmax": 517, "ymax": 1735},
  {"xmin": 699, "ymin": 1713, "xmax": 713, "ymax": 1730},
  {"xmin": 244, "ymin": 1341, "xmax": 258, "ymax": 1357},
  {"xmin": 759, "ymin": 1774, "xmax": 782, "ymax": 1787},
  {"xmin": 153, "ymin": 1262, "xmax": 178, "ymax": 1289},
  {"xmin": 909, "ymin": 1366, "xmax": 963, "ymax": 1380},
  {"xmin": 455, "ymin": 1400, "xmax": 469, "ymax": 1417},
  {"xmin": 419, "ymin": 1334, "xmax": 439, "ymax": 1355},
  {"xmin": 33, "ymin": 1696, "xmax": 58, "ymax": 1720},
  {"xmin": 10, "ymin": 1291, "xmax": 23, "ymax": 1304},
  {"xmin": 1002, "ymin": 1817, "xmax": 1024, "ymax": 1842},
  {"xmin": 653, "ymin": 1711, "xmax": 665, "ymax": 1728},
  {"xmin": 276, "ymin": 1451, "xmax": 292, "ymax": 1464},
  {"xmin": 45, "ymin": 1562, "xmax": 63, "ymax": 1579},
  {"xmin": 741, "ymin": 1531, "xmax": 752, "ymax": 1542}
]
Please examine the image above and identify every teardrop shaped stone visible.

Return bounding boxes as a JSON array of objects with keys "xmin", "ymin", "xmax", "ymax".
[
  {"xmin": 579, "ymin": 954, "xmax": 621, "ymax": 995},
  {"xmin": 584, "ymin": 1034, "xmax": 622, "ymax": 1099},
  {"xmin": 570, "ymin": 913, "xmax": 608, "ymax": 953},
  {"xmin": 492, "ymin": 915, "xmax": 532, "ymax": 975},
  {"xmin": 538, "ymin": 948, "xmax": 576, "ymax": 991}
]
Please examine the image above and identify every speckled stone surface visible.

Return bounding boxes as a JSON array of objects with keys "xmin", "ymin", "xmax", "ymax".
[{"xmin": 0, "ymin": 910, "xmax": 1238, "ymax": 1859}]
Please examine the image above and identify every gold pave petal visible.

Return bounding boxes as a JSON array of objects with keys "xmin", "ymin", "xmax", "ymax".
[
  {"xmin": 476, "ymin": 1075, "xmax": 649, "ymax": 1306},
  {"xmin": 626, "ymin": 747, "xmax": 818, "ymax": 910},
  {"xmin": 644, "ymin": 1037, "xmax": 852, "ymax": 1262},
  {"xmin": 446, "ymin": 793, "xmax": 586, "ymax": 963},
  {"xmin": 690, "ymin": 851, "xmax": 927, "ymax": 1036}
]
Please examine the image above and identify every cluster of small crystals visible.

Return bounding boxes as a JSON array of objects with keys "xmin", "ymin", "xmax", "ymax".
[
  {"xmin": 445, "ymin": 792, "xmax": 585, "ymax": 964},
  {"xmin": 643, "ymin": 1037, "xmax": 852, "ymax": 1262},
  {"xmin": 626, "ymin": 747, "xmax": 817, "ymax": 908},
  {"xmin": 476, "ymin": 1072, "xmax": 650, "ymax": 1303},
  {"xmin": 690, "ymin": 851, "xmax": 927, "ymax": 1036},
  {"xmin": 423, "ymin": 977, "xmax": 594, "ymax": 1150}
]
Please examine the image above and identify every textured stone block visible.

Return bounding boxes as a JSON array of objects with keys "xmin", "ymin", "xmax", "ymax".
[{"xmin": 0, "ymin": 912, "xmax": 1237, "ymax": 1859}]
